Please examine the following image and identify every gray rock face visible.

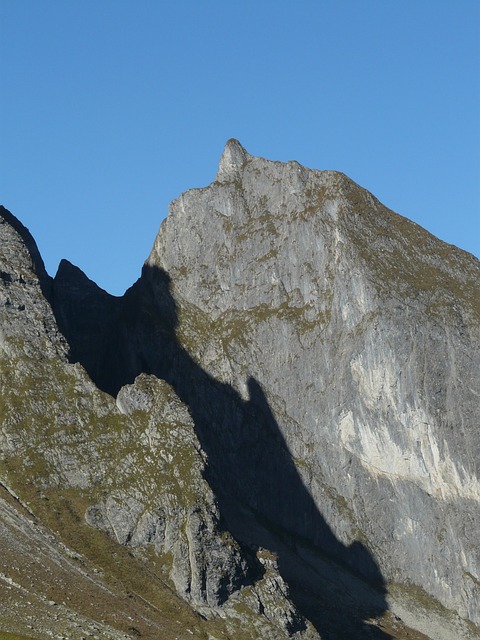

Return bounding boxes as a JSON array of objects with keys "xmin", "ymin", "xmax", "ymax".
[
  {"xmin": 0, "ymin": 207, "xmax": 62, "ymax": 358},
  {"xmin": 145, "ymin": 140, "xmax": 480, "ymax": 624},
  {"xmin": 87, "ymin": 373, "xmax": 256, "ymax": 610}
]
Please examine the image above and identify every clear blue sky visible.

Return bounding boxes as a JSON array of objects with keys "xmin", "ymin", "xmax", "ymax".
[{"xmin": 1, "ymin": 1, "xmax": 479, "ymax": 295}]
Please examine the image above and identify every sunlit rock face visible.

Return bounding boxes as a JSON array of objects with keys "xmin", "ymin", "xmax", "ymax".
[
  {"xmin": 148, "ymin": 140, "xmax": 480, "ymax": 624},
  {"xmin": 0, "ymin": 139, "xmax": 479, "ymax": 640}
]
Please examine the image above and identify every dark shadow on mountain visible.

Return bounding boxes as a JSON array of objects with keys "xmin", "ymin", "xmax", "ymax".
[{"xmin": 51, "ymin": 262, "xmax": 393, "ymax": 639}]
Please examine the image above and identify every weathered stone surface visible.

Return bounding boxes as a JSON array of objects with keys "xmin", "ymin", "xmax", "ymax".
[
  {"xmin": 146, "ymin": 141, "xmax": 480, "ymax": 625},
  {"xmin": 87, "ymin": 373, "xmax": 257, "ymax": 610}
]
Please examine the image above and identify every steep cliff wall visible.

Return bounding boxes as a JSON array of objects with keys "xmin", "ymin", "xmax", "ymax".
[{"xmin": 146, "ymin": 140, "xmax": 480, "ymax": 624}]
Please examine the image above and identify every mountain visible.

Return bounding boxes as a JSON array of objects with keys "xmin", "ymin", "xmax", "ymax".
[{"xmin": 0, "ymin": 141, "xmax": 478, "ymax": 640}]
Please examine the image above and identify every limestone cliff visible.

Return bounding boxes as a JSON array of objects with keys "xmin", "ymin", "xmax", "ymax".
[
  {"xmin": 147, "ymin": 140, "xmax": 480, "ymax": 624},
  {"xmin": 0, "ymin": 140, "xmax": 479, "ymax": 640}
]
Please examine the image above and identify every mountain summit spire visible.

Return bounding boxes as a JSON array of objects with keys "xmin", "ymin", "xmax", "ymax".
[{"xmin": 216, "ymin": 138, "xmax": 250, "ymax": 181}]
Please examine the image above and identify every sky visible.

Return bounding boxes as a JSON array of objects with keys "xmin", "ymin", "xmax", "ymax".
[{"xmin": 1, "ymin": 1, "xmax": 479, "ymax": 295}]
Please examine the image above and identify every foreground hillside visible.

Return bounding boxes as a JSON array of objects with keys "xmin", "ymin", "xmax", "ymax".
[{"xmin": 1, "ymin": 141, "xmax": 479, "ymax": 639}]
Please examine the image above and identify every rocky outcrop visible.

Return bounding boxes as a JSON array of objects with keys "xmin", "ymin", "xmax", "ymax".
[
  {"xmin": 0, "ymin": 136, "xmax": 479, "ymax": 640},
  {"xmin": 146, "ymin": 140, "xmax": 480, "ymax": 625},
  {"xmin": 87, "ymin": 374, "xmax": 256, "ymax": 610},
  {"xmin": 144, "ymin": 141, "xmax": 479, "ymax": 625}
]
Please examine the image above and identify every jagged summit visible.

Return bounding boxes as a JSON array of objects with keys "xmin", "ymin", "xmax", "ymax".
[
  {"xmin": 0, "ymin": 204, "xmax": 50, "ymax": 288},
  {"xmin": 216, "ymin": 138, "xmax": 251, "ymax": 181}
]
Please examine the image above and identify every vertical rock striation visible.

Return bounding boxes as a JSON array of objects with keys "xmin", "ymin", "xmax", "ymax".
[{"xmin": 146, "ymin": 140, "xmax": 480, "ymax": 625}]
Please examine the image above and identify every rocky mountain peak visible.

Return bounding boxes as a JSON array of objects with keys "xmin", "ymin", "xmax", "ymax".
[
  {"xmin": 215, "ymin": 137, "xmax": 251, "ymax": 181},
  {"xmin": 0, "ymin": 205, "xmax": 50, "ymax": 292}
]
